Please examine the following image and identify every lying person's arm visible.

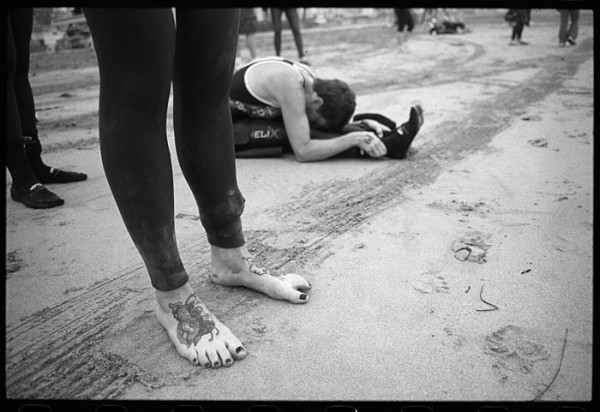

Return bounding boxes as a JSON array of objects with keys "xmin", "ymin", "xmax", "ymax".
[
  {"xmin": 309, "ymin": 119, "xmax": 391, "ymax": 141},
  {"xmin": 278, "ymin": 87, "xmax": 386, "ymax": 162}
]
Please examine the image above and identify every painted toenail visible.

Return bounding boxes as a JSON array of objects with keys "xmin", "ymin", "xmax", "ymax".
[
  {"xmin": 299, "ymin": 294, "xmax": 307, "ymax": 300},
  {"xmin": 226, "ymin": 359, "xmax": 232, "ymax": 364},
  {"xmin": 205, "ymin": 362, "xmax": 210, "ymax": 367},
  {"xmin": 214, "ymin": 362, "xmax": 220, "ymax": 367},
  {"xmin": 236, "ymin": 346, "xmax": 244, "ymax": 353}
]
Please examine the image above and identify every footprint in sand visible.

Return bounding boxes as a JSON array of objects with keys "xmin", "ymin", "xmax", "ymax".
[
  {"xmin": 412, "ymin": 271, "xmax": 450, "ymax": 294},
  {"xmin": 451, "ymin": 230, "xmax": 492, "ymax": 263},
  {"xmin": 484, "ymin": 325, "xmax": 550, "ymax": 378},
  {"xmin": 527, "ymin": 138, "xmax": 549, "ymax": 148},
  {"xmin": 6, "ymin": 250, "xmax": 23, "ymax": 277}
]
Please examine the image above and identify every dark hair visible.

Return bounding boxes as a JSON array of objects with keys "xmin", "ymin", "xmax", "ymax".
[{"xmin": 313, "ymin": 78, "xmax": 356, "ymax": 132}]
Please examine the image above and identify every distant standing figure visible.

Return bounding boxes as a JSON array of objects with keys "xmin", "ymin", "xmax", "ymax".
[
  {"xmin": 507, "ymin": 9, "xmax": 531, "ymax": 46},
  {"xmin": 558, "ymin": 9, "xmax": 579, "ymax": 47},
  {"xmin": 269, "ymin": 8, "xmax": 308, "ymax": 64},
  {"xmin": 239, "ymin": 8, "xmax": 258, "ymax": 59},
  {"xmin": 394, "ymin": 9, "xmax": 414, "ymax": 52},
  {"xmin": 6, "ymin": 8, "xmax": 87, "ymax": 209}
]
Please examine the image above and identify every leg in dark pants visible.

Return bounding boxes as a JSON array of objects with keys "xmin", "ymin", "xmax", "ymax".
[
  {"xmin": 558, "ymin": 9, "xmax": 579, "ymax": 45},
  {"xmin": 84, "ymin": 9, "xmax": 185, "ymax": 291},
  {"xmin": 512, "ymin": 21, "xmax": 524, "ymax": 41},
  {"xmin": 10, "ymin": 8, "xmax": 87, "ymax": 185},
  {"xmin": 84, "ymin": 8, "xmax": 311, "ymax": 368},
  {"xmin": 6, "ymin": 9, "xmax": 64, "ymax": 208},
  {"xmin": 173, "ymin": 9, "xmax": 245, "ymax": 250}
]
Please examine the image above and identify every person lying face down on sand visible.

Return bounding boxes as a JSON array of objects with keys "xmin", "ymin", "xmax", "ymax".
[{"xmin": 230, "ymin": 56, "xmax": 424, "ymax": 161}]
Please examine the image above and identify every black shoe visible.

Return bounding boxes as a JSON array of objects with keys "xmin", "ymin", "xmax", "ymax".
[
  {"xmin": 36, "ymin": 167, "xmax": 87, "ymax": 184},
  {"xmin": 11, "ymin": 183, "xmax": 65, "ymax": 209},
  {"xmin": 402, "ymin": 105, "xmax": 425, "ymax": 134},
  {"xmin": 380, "ymin": 105, "xmax": 424, "ymax": 159}
]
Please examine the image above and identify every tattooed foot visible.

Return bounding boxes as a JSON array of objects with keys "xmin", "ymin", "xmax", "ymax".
[
  {"xmin": 209, "ymin": 245, "xmax": 312, "ymax": 304},
  {"xmin": 155, "ymin": 284, "xmax": 247, "ymax": 367}
]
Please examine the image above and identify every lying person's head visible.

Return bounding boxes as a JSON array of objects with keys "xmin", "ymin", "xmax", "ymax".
[{"xmin": 307, "ymin": 78, "xmax": 356, "ymax": 132}]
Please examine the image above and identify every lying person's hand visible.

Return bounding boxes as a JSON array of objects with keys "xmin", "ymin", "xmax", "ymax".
[{"xmin": 353, "ymin": 131, "xmax": 388, "ymax": 158}]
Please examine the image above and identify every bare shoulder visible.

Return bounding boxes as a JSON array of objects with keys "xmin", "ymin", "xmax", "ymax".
[{"xmin": 248, "ymin": 62, "xmax": 303, "ymax": 101}]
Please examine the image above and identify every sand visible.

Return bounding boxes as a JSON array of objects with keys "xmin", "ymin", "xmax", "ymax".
[{"xmin": 5, "ymin": 9, "xmax": 593, "ymax": 406}]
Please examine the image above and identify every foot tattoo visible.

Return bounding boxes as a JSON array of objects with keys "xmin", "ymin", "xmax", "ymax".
[
  {"xmin": 169, "ymin": 294, "xmax": 219, "ymax": 348},
  {"xmin": 242, "ymin": 256, "xmax": 271, "ymax": 276}
]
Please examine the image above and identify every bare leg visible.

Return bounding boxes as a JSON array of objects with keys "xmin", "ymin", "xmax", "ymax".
[
  {"xmin": 245, "ymin": 33, "xmax": 258, "ymax": 58},
  {"xmin": 271, "ymin": 8, "xmax": 283, "ymax": 56},
  {"xmin": 284, "ymin": 8, "xmax": 305, "ymax": 60}
]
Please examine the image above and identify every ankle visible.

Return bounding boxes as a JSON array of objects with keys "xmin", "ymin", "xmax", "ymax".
[
  {"xmin": 155, "ymin": 283, "xmax": 195, "ymax": 309},
  {"xmin": 211, "ymin": 244, "xmax": 249, "ymax": 263}
]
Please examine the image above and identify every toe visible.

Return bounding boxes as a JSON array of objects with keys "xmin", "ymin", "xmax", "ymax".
[
  {"xmin": 171, "ymin": 336, "xmax": 202, "ymax": 366},
  {"xmin": 272, "ymin": 279, "xmax": 310, "ymax": 303},
  {"xmin": 212, "ymin": 340, "xmax": 234, "ymax": 367},
  {"xmin": 224, "ymin": 336, "xmax": 248, "ymax": 360},
  {"xmin": 295, "ymin": 291, "xmax": 309, "ymax": 304},
  {"xmin": 232, "ymin": 344, "xmax": 248, "ymax": 360},
  {"xmin": 181, "ymin": 347, "xmax": 203, "ymax": 366},
  {"xmin": 278, "ymin": 282, "xmax": 308, "ymax": 303},
  {"xmin": 190, "ymin": 349, "xmax": 202, "ymax": 366},
  {"xmin": 196, "ymin": 350, "xmax": 211, "ymax": 368},
  {"xmin": 280, "ymin": 273, "xmax": 312, "ymax": 290},
  {"xmin": 219, "ymin": 350, "xmax": 234, "ymax": 367},
  {"xmin": 205, "ymin": 348, "xmax": 222, "ymax": 368}
]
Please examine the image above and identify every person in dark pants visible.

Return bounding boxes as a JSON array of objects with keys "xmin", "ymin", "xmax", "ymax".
[
  {"xmin": 83, "ymin": 9, "xmax": 311, "ymax": 369},
  {"xmin": 394, "ymin": 9, "xmax": 414, "ymax": 52},
  {"xmin": 6, "ymin": 8, "xmax": 87, "ymax": 209},
  {"xmin": 558, "ymin": 9, "xmax": 579, "ymax": 47},
  {"xmin": 508, "ymin": 9, "xmax": 531, "ymax": 45},
  {"xmin": 269, "ymin": 8, "xmax": 308, "ymax": 64}
]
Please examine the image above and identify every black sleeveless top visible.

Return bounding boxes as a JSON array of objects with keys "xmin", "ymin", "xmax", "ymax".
[{"xmin": 229, "ymin": 57, "xmax": 313, "ymax": 106}]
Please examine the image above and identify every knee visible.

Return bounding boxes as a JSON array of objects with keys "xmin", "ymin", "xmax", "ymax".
[
  {"xmin": 201, "ymin": 188, "xmax": 245, "ymax": 227},
  {"xmin": 109, "ymin": 69, "xmax": 171, "ymax": 109}
]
